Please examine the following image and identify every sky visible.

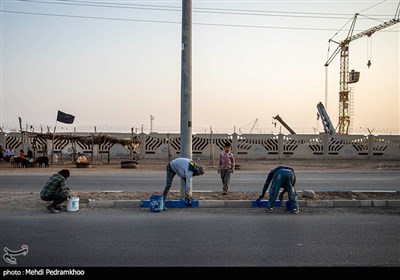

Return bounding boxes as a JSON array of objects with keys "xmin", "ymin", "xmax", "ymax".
[{"xmin": 1, "ymin": 0, "xmax": 399, "ymax": 135}]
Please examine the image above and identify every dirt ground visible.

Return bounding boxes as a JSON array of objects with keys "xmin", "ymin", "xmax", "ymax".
[{"xmin": 1, "ymin": 158, "xmax": 399, "ymax": 210}]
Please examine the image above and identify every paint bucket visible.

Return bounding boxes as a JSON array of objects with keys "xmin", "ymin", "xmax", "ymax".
[
  {"xmin": 149, "ymin": 195, "xmax": 164, "ymax": 212},
  {"xmin": 67, "ymin": 196, "xmax": 79, "ymax": 212}
]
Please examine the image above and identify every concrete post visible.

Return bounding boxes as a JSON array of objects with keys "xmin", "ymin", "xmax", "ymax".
[
  {"xmin": 368, "ymin": 134, "xmax": 374, "ymax": 159},
  {"xmin": 323, "ymin": 133, "xmax": 329, "ymax": 159},
  {"xmin": 278, "ymin": 133, "xmax": 283, "ymax": 159},
  {"xmin": 139, "ymin": 133, "xmax": 146, "ymax": 159},
  {"xmin": 232, "ymin": 132, "xmax": 238, "ymax": 157},
  {"xmin": 210, "ymin": 129, "xmax": 214, "ymax": 167}
]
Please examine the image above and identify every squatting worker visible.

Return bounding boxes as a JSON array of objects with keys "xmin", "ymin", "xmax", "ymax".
[
  {"xmin": 162, "ymin": 157, "xmax": 205, "ymax": 208},
  {"xmin": 40, "ymin": 169, "xmax": 72, "ymax": 213},
  {"xmin": 256, "ymin": 165, "xmax": 299, "ymax": 214}
]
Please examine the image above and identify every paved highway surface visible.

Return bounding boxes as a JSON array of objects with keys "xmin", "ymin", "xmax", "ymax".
[
  {"xmin": 1, "ymin": 208, "xmax": 399, "ymax": 268},
  {"xmin": 1, "ymin": 170, "xmax": 398, "ymax": 192}
]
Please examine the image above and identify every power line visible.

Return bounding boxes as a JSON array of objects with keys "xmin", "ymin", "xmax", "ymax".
[
  {"xmin": 18, "ymin": 0, "xmax": 394, "ymax": 20},
  {"xmin": 7, "ymin": 0, "xmax": 398, "ymax": 35},
  {"xmin": 1, "ymin": 9, "xmax": 181, "ymax": 25},
  {"xmin": 2, "ymin": 9, "xmax": 398, "ymax": 32}
]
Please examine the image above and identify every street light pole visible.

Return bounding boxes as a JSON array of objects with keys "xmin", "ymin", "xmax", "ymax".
[{"xmin": 180, "ymin": 0, "xmax": 192, "ymax": 198}]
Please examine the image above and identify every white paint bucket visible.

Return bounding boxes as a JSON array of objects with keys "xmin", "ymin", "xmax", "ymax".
[{"xmin": 67, "ymin": 196, "xmax": 79, "ymax": 212}]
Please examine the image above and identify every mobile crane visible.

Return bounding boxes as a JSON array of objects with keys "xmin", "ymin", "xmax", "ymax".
[{"xmin": 324, "ymin": 2, "xmax": 400, "ymax": 134}]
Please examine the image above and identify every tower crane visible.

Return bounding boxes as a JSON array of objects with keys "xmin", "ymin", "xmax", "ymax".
[
  {"xmin": 324, "ymin": 2, "xmax": 400, "ymax": 134},
  {"xmin": 272, "ymin": 115, "xmax": 296, "ymax": 134}
]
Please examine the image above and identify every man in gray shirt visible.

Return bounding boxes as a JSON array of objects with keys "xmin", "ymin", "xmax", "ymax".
[{"xmin": 162, "ymin": 157, "xmax": 205, "ymax": 207}]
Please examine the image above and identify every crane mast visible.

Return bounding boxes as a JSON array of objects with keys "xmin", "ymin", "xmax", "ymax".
[{"xmin": 324, "ymin": 3, "xmax": 400, "ymax": 134}]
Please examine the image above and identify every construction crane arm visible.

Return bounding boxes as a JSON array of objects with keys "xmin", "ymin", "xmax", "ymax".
[
  {"xmin": 349, "ymin": 18, "xmax": 400, "ymax": 42},
  {"xmin": 273, "ymin": 115, "xmax": 296, "ymax": 134},
  {"xmin": 317, "ymin": 102, "xmax": 335, "ymax": 136},
  {"xmin": 249, "ymin": 118, "xmax": 258, "ymax": 133},
  {"xmin": 238, "ymin": 118, "xmax": 258, "ymax": 134},
  {"xmin": 324, "ymin": 6, "xmax": 400, "ymax": 67},
  {"xmin": 324, "ymin": 45, "xmax": 342, "ymax": 67}
]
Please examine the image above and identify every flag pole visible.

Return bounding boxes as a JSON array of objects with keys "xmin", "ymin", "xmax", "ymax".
[
  {"xmin": 52, "ymin": 110, "xmax": 75, "ymax": 165},
  {"xmin": 18, "ymin": 117, "xmax": 25, "ymax": 153},
  {"xmin": 51, "ymin": 119, "xmax": 57, "ymax": 165}
]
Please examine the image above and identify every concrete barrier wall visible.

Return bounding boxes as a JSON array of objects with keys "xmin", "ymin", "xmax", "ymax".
[{"xmin": 1, "ymin": 131, "xmax": 399, "ymax": 162}]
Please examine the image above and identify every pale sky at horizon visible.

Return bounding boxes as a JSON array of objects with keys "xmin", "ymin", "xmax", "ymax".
[{"xmin": 1, "ymin": 0, "xmax": 399, "ymax": 135}]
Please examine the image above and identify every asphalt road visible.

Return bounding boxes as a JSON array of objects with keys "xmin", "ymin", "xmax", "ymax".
[
  {"xmin": 0, "ymin": 170, "xmax": 399, "ymax": 192},
  {"xmin": 1, "ymin": 208, "xmax": 399, "ymax": 268}
]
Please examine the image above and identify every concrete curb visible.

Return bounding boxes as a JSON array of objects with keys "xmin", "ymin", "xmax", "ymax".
[{"xmin": 87, "ymin": 199, "xmax": 400, "ymax": 209}]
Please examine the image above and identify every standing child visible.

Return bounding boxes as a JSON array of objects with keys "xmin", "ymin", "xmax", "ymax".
[{"xmin": 218, "ymin": 142, "xmax": 235, "ymax": 195}]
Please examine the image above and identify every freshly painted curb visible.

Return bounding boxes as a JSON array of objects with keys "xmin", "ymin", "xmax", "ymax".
[{"xmin": 87, "ymin": 199, "xmax": 400, "ymax": 209}]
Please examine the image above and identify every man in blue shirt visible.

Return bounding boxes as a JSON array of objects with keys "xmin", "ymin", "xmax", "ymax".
[{"xmin": 256, "ymin": 165, "xmax": 299, "ymax": 214}]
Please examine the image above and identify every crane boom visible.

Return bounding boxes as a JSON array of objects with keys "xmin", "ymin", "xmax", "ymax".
[
  {"xmin": 325, "ymin": 17, "xmax": 400, "ymax": 67},
  {"xmin": 238, "ymin": 118, "xmax": 258, "ymax": 134},
  {"xmin": 317, "ymin": 102, "xmax": 335, "ymax": 136},
  {"xmin": 249, "ymin": 118, "xmax": 258, "ymax": 133},
  {"xmin": 273, "ymin": 115, "xmax": 296, "ymax": 134},
  {"xmin": 349, "ymin": 18, "xmax": 400, "ymax": 42},
  {"xmin": 324, "ymin": 2, "xmax": 400, "ymax": 134}
]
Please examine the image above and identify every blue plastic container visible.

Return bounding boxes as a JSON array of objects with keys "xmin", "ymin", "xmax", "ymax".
[{"xmin": 149, "ymin": 195, "xmax": 164, "ymax": 212}]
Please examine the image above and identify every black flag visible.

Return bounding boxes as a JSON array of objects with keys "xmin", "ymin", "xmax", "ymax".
[{"xmin": 57, "ymin": 110, "xmax": 75, "ymax": 124}]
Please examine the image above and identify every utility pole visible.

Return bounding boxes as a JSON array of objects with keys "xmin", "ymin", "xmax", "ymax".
[
  {"xmin": 210, "ymin": 126, "xmax": 214, "ymax": 167},
  {"xmin": 130, "ymin": 127, "xmax": 134, "ymax": 160},
  {"xmin": 180, "ymin": 0, "xmax": 192, "ymax": 198}
]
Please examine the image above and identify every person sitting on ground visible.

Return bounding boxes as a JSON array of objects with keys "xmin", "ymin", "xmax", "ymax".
[
  {"xmin": 26, "ymin": 147, "xmax": 33, "ymax": 160},
  {"xmin": 40, "ymin": 169, "xmax": 72, "ymax": 213},
  {"xmin": 4, "ymin": 148, "xmax": 15, "ymax": 162}
]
